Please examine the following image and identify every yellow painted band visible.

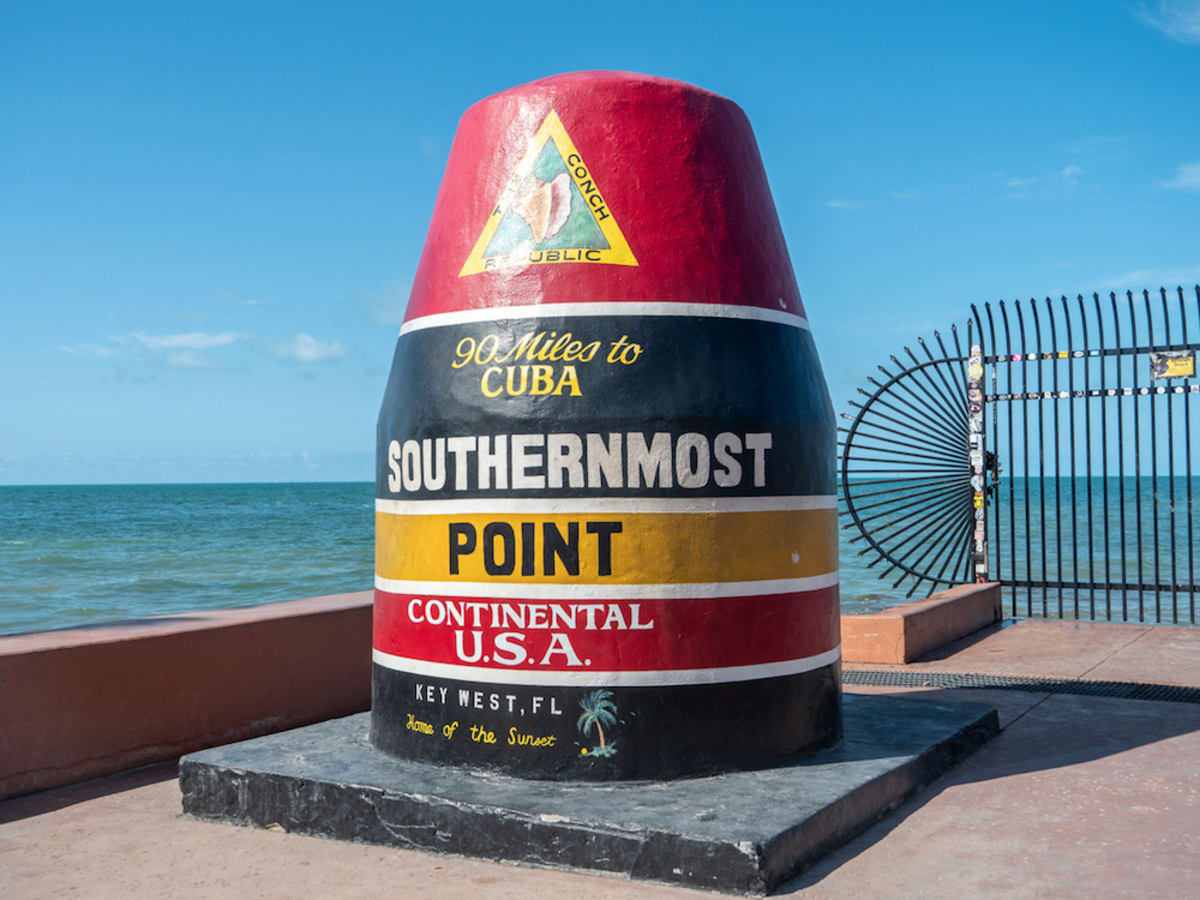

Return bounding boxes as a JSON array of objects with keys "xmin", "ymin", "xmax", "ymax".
[{"xmin": 376, "ymin": 509, "xmax": 837, "ymax": 584}]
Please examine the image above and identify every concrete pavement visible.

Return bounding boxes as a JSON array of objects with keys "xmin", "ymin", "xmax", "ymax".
[{"xmin": 4, "ymin": 619, "xmax": 1199, "ymax": 898}]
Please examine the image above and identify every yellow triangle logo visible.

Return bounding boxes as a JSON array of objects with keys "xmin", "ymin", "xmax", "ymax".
[{"xmin": 459, "ymin": 110, "xmax": 638, "ymax": 277}]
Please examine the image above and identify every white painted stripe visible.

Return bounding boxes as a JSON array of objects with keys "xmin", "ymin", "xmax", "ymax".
[
  {"xmin": 374, "ymin": 571, "xmax": 839, "ymax": 599},
  {"xmin": 398, "ymin": 302, "xmax": 810, "ymax": 336},
  {"xmin": 374, "ymin": 495, "xmax": 837, "ymax": 516},
  {"xmin": 371, "ymin": 645, "xmax": 841, "ymax": 687}
]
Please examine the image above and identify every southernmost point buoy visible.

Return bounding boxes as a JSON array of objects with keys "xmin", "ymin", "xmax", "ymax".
[{"xmin": 372, "ymin": 72, "xmax": 840, "ymax": 780}]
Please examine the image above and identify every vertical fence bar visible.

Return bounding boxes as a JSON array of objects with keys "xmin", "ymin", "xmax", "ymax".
[
  {"xmin": 1096, "ymin": 293, "xmax": 1112, "ymax": 620},
  {"xmin": 1062, "ymin": 297, "xmax": 1079, "ymax": 617},
  {"xmin": 1015, "ymin": 302, "xmax": 1033, "ymax": 615},
  {"xmin": 1143, "ymin": 290, "xmax": 1161, "ymax": 620},
  {"xmin": 1001, "ymin": 302, "xmax": 1018, "ymax": 615},
  {"xmin": 1128, "ymin": 291, "xmax": 1144, "ymax": 620},
  {"xmin": 1160, "ymin": 288, "xmax": 1177, "ymax": 622},
  {"xmin": 1185, "ymin": 287, "xmax": 1196, "ymax": 624},
  {"xmin": 1079, "ymin": 295, "xmax": 1096, "ymax": 619},
  {"xmin": 1108, "ymin": 292, "xmax": 1118, "ymax": 624},
  {"xmin": 1046, "ymin": 298, "xmax": 1063, "ymax": 617},
  {"xmin": 985, "ymin": 303, "xmax": 1003, "ymax": 587},
  {"xmin": 1032, "ymin": 300, "xmax": 1048, "ymax": 616}
]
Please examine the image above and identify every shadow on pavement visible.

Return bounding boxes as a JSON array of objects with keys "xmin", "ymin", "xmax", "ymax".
[
  {"xmin": 776, "ymin": 686, "xmax": 1200, "ymax": 894},
  {"xmin": 0, "ymin": 761, "xmax": 179, "ymax": 824}
]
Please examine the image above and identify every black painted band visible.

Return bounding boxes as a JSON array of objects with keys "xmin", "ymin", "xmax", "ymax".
[
  {"xmin": 376, "ymin": 314, "xmax": 835, "ymax": 499},
  {"xmin": 370, "ymin": 661, "xmax": 842, "ymax": 781}
]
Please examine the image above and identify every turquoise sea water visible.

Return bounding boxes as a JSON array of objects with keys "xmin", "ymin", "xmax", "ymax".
[
  {"xmin": 2, "ymin": 480, "xmax": 1194, "ymax": 635},
  {"xmin": 843, "ymin": 475, "xmax": 1199, "ymax": 625},
  {"xmin": 0, "ymin": 483, "xmax": 375, "ymax": 636},
  {"xmin": 0, "ymin": 482, "xmax": 902, "ymax": 636}
]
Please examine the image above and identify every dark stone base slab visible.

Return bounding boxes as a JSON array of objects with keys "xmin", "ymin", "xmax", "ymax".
[{"xmin": 179, "ymin": 694, "xmax": 998, "ymax": 895}]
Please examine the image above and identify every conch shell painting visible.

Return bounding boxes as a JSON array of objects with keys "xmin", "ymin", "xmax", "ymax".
[
  {"xmin": 512, "ymin": 172, "xmax": 572, "ymax": 244},
  {"xmin": 479, "ymin": 136, "xmax": 610, "ymax": 264}
]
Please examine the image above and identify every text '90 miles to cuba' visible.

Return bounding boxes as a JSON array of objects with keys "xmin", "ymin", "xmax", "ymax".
[{"xmin": 451, "ymin": 329, "xmax": 641, "ymax": 397}]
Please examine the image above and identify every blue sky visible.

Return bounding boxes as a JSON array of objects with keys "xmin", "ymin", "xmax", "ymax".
[{"xmin": 2, "ymin": 1, "xmax": 1198, "ymax": 484}]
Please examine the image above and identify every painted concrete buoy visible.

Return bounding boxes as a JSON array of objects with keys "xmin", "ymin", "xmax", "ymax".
[{"xmin": 372, "ymin": 71, "xmax": 840, "ymax": 780}]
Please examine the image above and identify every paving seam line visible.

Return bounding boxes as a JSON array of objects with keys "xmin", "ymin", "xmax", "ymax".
[{"xmin": 1076, "ymin": 624, "xmax": 1155, "ymax": 681}]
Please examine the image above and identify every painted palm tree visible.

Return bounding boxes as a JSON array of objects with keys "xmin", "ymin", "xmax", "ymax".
[{"xmin": 577, "ymin": 689, "xmax": 618, "ymax": 757}]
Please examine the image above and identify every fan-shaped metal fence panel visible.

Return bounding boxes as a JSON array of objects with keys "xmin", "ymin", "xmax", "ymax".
[{"xmin": 838, "ymin": 327, "xmax": 978, "ymax": 599}]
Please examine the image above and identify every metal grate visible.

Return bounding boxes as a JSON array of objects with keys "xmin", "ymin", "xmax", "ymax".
[{"xmin": 844, "ymin": 668, "xmax": 1200, "ymax": 704}]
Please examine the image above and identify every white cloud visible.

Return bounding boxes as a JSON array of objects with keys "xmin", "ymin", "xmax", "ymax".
[
  {"xmin": 84, "ymin": 329, "xmax": 250, "ymax": 371},
  {"xmin": 888, "ymin": 189, "xmax": 922, "ymax": 201},
  {"xmin": 1158, "ymin": 161, "xmax": 1200, "ymax": 192},
  {"xmin": 269, "ymin": 332, "xmax": 348, "ymax": 363},
  {"xmin": 117, "ymin": 331, "xmax": 248, "ymax": 350},
  {"xmin": 58, "ymin": 342, "xmax": 118, "ymax": 357},
  {"xmin": 1059, "ymin": 165, "xmax": 1082, "ymax": 185},
  {"xmin": 824, "ymin": 198, "xmax": 863, "ymax": 210},
  {"xmin": 1133, "ymin": 1, "xmax": 1200, "ymax": 43},
  {"xmin": 1005, "ymin": 176, "xmax": 1037, "ymax": 189},
  {"xmin": 1097, "ymin": 263, "xmax": 1200, "ymax": 290}
]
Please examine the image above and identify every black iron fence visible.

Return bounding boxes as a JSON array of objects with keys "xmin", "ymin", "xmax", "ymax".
[
  {"xmin": 841, "ymin": 286, "xmax": 1199, "ymax": 625},
  {"xmin": 838, "ymin": 330, "xmax": 974, "ymax": 598}
]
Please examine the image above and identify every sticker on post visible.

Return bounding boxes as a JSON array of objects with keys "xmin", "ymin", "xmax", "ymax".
[{"xmin": 1151, "ymin": 351, "xmax": 1195, "ymax": 380}]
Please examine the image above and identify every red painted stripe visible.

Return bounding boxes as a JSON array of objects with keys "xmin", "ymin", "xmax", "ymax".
[
  {"xmin": 373, "ymin": 586, "xmax": 839, "ymax": 673},
  {"xmin": 405, "ymin": 72, "xmax": 805, "ymax": 320}
]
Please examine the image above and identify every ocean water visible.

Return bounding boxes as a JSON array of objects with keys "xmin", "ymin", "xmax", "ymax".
[
  {"xmin": 3, "ymin": 480, "xmax": 1193, "ymax": 635},
  {"xmin": 0, "ymin": 483, "xmax": 376, "ymax": 636},
  {"xmin": 0, "ymin": 482, "xmax": 901, "ymax": 636},
  {"xmin": 843, "ymin": 475, "xmax": 1199, "ymax": 625},
  {"xmin": 985, "ymin": 476, "xmax": 1198, "ymax": 624}
]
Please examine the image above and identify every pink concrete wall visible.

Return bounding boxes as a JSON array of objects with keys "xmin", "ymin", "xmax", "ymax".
[
  {"xmin": 0, "ymin": 592, "xmax": 372, "ymax": 800},
  {"xmin": 841, "ymin": 583, "xmax": 1002, "ymax": 665},
  {"xmin": 0, "ymin": 583, "xmax": 1003, "ymax": 799}
]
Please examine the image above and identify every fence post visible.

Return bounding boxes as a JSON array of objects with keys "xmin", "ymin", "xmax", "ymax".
[{"xmin": 968, "ymin": 339, "xmax": 988, "ymax": 582}]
